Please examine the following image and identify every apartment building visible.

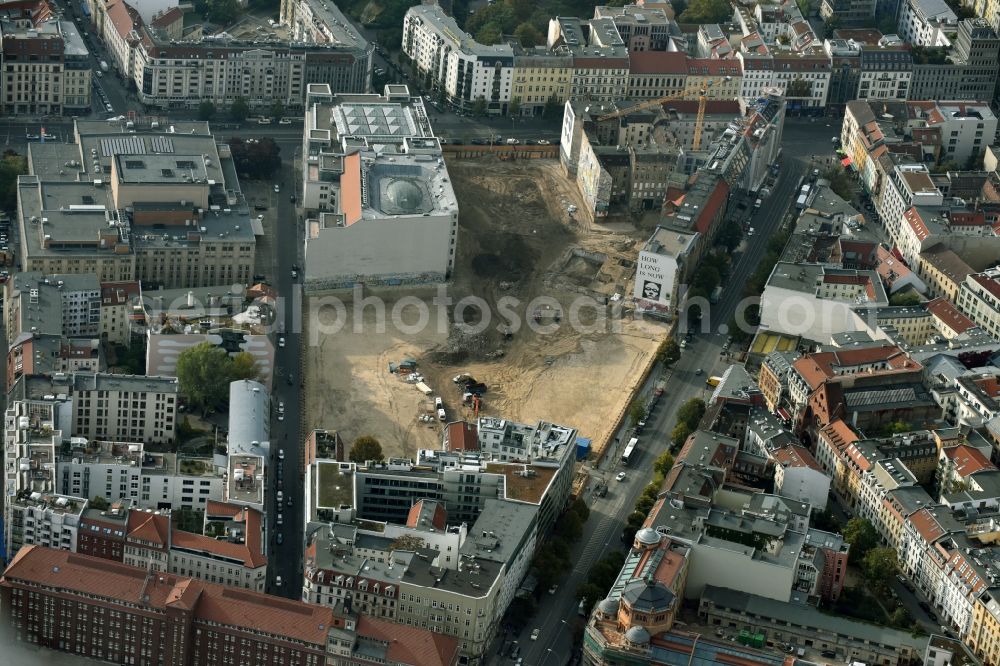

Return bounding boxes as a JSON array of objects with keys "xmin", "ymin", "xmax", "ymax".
[
  {"xmin": 350, "ymin": 418, "xmax": 577, "ymax": 538},
  {"xmin": 402, "ymin": 4, "xmax": 513, "ymax": 114},
  {"xmin": 70, "ymin": 372, "xmax": 177, "ymax": 444},
  {"xmin": 89, "ymin": 0, "xmax": 370, "ymax": 111},
  {"xmin": 633, "ymin": 226, "xmax": 699, "ymax": 319},
  {"xmin": 169, "ymin": 502, "xmax": 267, "ymax": 591},
  {"xmin": 593, "ymin": 4, "xmax": 674, "ymax": 51},
  {"xmin": 303, "ymin": 498, "xmax": 536, "ymax": 663},
  {"xmin": 918, "ymin": 244, "xmax": 974, "ymax": 301},
  {"xmin": 4, "ymin": 272, "xmax": 101, "ymax": 345},
  {"xmin": 898, "ymin": 0, "xmax": 957, "ymax": 46},
  {"xmin": 76, "ymin": 500, "xmax": 129, "ymax": 561},
  {"xmin": 821, "ymin": 0, "xmax": 877, "ymax": 24},
  {"xmin": 626, "ymin": 50, "xmax": 687, "ymax": 100},
  {"xmin": 18, "ymin": 121, "xmax": 256, "ymax": 289},
  {"xmin": 770, "ymin": 50, "xmax": 831, "ymax": 111},
  {"xmin": 910, "ymin": 20, "xmax": 1000, "ymax": 104},
  {"xmin": 858, "ymin": 40, "xmax": 912, "ymax": 100},
  {"xmin": 512, "ymin": 47, "xmax": 572, "ymax": 116},
  {"xmin": 99, "ymin": 280, "xmax": 141, "ymax": 345},
  {"xmin": 5, "ymin": 491, "xmax": 85, "ymax": 560},
  {"xmin": 0, "ymin": 15, "xmax": 92, "ymax": 116},
  {"xmin": 0, "ymin": 545, "xmax": 460, "ymax": 666},
  {"xmin": 958, "ymin": 269, "xmax": 1000, "ymax": 340}
]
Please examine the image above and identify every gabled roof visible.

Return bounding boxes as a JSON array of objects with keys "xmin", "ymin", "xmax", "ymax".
[
  {"xmin": 943, "ymin": 444, "xmax": 996, "ymax": 478},
  {"xmin": 126, "ymin": 509, "xmax": 170, "ymax": 549},
  {"xmin": 355, "ymin": 615, "xmax": 459, "ymax": 666}
]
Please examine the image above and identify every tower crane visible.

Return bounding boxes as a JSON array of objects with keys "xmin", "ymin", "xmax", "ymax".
[{"xmin": 595, "ymin": 78, "xmax": 723, "ymax": 151}]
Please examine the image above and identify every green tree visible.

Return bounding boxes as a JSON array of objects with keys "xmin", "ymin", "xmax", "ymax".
[
  {"xmin": 230, "ymin": 352, "xmax": 260, "ymax": 382},
  {"xmin": 862, "ymin": 547, "xmax": 898, "ymax": 592},
  {"xmin": 554, "ymin": 509, "xmax": 584, "ymax": 542},
  {"xmin": 514, "ymin": 22, "xmax": 543, "ymax": 47},
  {"xmin": 542, "ymin": 95, "xmax": 562, "ymax": 119},
  {"xmin": 471, "ymin": 96, "xmax": 488, "ymax": 116},
  {"xmin": 655, "ymin": 338, "xmax": 681, "ymax": 367},
  {"xmin": 205, "ymin": 0, "xmax": 239, "ymax": 24},
  {"xmin": 569, "ymin": 497, "xmax": 590, "ymax": 523},
  {"xmin": 270, "ymin": 100, "xmax": 285, "ymax": 121},
  {"xmin": 678, "ymin": 0, "xmax": 733, "ymax": 24},
  {"xmin": 508, "ymin": 97, "xmax": 522, "ymax": 117},
  {"xmin": 677, "ymin": 398, "xmax": 706, "ymax": 430},
  {"xmin": 786, "ymin": 78, "xmax": 813, "ymax": 98},
  {"xmin": 628, "ymin": 400, "xmax": 646, "ymax": 427},
  {"xmin": 653, "ymin": 451, "xmax": 675, "ymax": 477},
  {"xmin": 349, "ymin": 435, "xmax": 384, "ymax": 463},
  {"xmin": 820, "ymin": 167, "xmax": 854, "ymax": 200},
  {"xmin": 811, "ymin": 507, "xmax": 839, "ymax": 533},
  {"xmin": 671, "ymin": 422, "xmax": 693, "ymax": 448},
  {"xmin": 889, "ymin": 291, "xmax": 922, "ymax": 306},
  {"xmin": 626, "ymin": 511, "xmax": 647, "ymax": 531},
  {"xmin": 843, "ymin": 518, "xmax": 879, "ymax": 564},
  {"xmin": 198, "ymin": 100, "xmax": 216, "ymax": 121},
  {"xmin": 576, "ymin": 582, "xmax": 605, "ymax": 609},
  {"xmin": 230, "ymin": 97, "xmax": 250, "ymax": 122},
  {"xmin": 0, "ymin": 150, "xmax": 27, "ymax": 211},
  {"xmin": 717, "ymin": 219, "xmax": 743, "ymax": 252},
  {"xmin": 176, "ymin": 343, "xmax": 240, "ymax": 414},
  {"xmin": 475, "ymin": 23, "xmax": 503, "ymax": 45},
  {"xmin": 89, "ymin": 495, "xmax": 110, "ymax": 511}
]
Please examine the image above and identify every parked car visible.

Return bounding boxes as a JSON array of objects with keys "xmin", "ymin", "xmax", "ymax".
[
  {"xmin": 273, "ymin": 184, "xmax": 280, "ymax": 193},
  {"xmin": 616, "ymin": 472, "xmax": 626, "ymax": 482},
  {"xmin": 530, "ymin": 629, "xmax": 540, "ymax": 641},
  {"xmin": 278, "ymin": 336, "xmax": 285, "ymax": 347},
  {"xmin": 276, "ymin": 532, "xmax": 283, "ymax": 545}
]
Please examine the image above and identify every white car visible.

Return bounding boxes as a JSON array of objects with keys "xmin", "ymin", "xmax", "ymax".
[
  {"xmin": 275, "ymin": 575, "xmax": 283, "ymax": 586},
  {"xmin": 278, "ymin": 401, "xmax": 285, "ymax": 413},
  {"xmin": 434, "ymin": 396, "xmax": 443, "ymax": 409},
  {"xmin": 278, "ymin": 118, "xmax": 292, "ymax": 125},
  {"xmin": 537, "ymin": 139, "xmax": 551, "ymax": 145},
  {"xmin": 616, "ymin": 472, "xmax": 627, "ymax": 482},
  {"xmin": 548, "ymin": 584, "xmax": 558, "ymax": 595},
  {"xmin": 273, "ymin": 184, "xmax": 280, "ymax": 193},
  {"xmin": 748, "ymin": 227, "xmax": 755, "ymax": 236},
  {"xmin": 278, "ymin": 413, "xmax": 284, "ymax": 421},
  {"xmin": 530, "ymin": 629, "xmax": 540, "ymax": 641},
  {"xmin": 278, "ymin": 336, "xmax": 285, "ymax": 347},
  {"xmin": 278, "ymin": 449, "xmax": 285, "ymax": 460}
]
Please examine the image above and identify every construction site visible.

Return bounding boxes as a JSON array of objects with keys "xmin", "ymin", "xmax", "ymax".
[{"xmin": 303, "ymin": 159, "xmax": 668, "ymax": 460}]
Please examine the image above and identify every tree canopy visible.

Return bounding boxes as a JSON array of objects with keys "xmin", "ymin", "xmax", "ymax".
[
  {"xmin": 198, "ymin": 101, "xmax": 216, "ymax": 121},
  {"xmin": 349, "ymin": 435, "xmax": 384, "ymax": 464},
  {"xmin": 678, "ymin": 0, "xmax": 733, "ymax": 24},
  {"xmin": 843, "ymin": 518, "xmax": 879, "ymax": 564},
  {"xmin": 228, "ymin": 137, "xmax": 282, "ymax": 180},
  {"xmin": 175, "ymin": 343, "xmax": 260, "ymax": 414},
  {"xmin": 230, "ymin": 97, "xmax": 250, "ymax": 122},
  {"xmin": 0, "ymin": 150, "xmax": 27, "ymax": 212}
]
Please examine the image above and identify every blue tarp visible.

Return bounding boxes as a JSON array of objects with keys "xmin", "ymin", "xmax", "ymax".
[{"xmin": 575, "ymin": 437, "xmax": 591, "ymax": 460}]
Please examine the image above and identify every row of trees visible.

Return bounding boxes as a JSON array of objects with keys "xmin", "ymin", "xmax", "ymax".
[
  {"xmin": 532, "ymin": 498, "xmax": 591, "ymax": 591},
  {"xmin": 671, "ymin": 397, "xmax": 706, "ymax": 449},
  {"xmin": 198, "ymin": 98, "xmax": 262, "ymax": 123},
  {"xmin": 842, "ymin": 518, "xmax": 898, "ymax": 595}
]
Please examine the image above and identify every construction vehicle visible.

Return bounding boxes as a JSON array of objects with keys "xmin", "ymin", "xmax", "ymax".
[{"xmin": 596, "ymin": 78, "xmax": 729, "ymax": 151}]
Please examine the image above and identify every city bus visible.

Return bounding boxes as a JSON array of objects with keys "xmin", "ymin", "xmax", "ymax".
[{"xmin": 621, "ymin": 437, "xmax": 638, "ymax": 465}]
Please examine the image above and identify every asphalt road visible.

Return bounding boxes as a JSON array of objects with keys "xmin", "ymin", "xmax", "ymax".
[{"xmin": 260, "ymin": 143, "xmax": 308, "ymax": 597}]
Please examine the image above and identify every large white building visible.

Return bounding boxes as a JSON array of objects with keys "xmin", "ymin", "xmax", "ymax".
[
  {"xmin": 632, "ymin": 227, "xmax": 698, "ymax": 319},
  {"xmin": 958, "ymin": 269, "xmax": 1000, "ymax": 340},
  {"xmin": 301, "ymin": 84, "xmax": 457, "ymax": 289},
  {"xmin": 402, "ymin": 4, "xmax": 513, "ymax": 114},
  {"xmin": 90, "ymin": 0, "xmax": 371, "ymax": 111},
  {"xmin": 898, "ymin": 0, "xmax": 957, "ymax": 46}
]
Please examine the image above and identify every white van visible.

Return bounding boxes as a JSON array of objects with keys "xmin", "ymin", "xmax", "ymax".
[
  {"xmin": 437, "ymin": 407, "xmax": 447, "ymax": 421},
  {"xmin": 276, "ymin": 490, "xmax": 284, "ymax": 503}
]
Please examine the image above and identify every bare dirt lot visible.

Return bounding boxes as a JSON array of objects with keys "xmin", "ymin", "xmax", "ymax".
[{"xmin": 303, "ymin": 159, "xmax": 667, "ymax": 460}]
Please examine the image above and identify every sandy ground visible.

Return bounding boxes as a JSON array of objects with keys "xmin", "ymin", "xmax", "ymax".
[{"xmin": 304, "ymin": 159, "xmax": 667, "ymax": 459}]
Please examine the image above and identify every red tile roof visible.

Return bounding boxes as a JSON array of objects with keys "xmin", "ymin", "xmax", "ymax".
[
  {"xmin": 908, "ymin": 507, "xmax": 948, "ymax": 544},
  {"xmin": 172, "ymin": 503, "xmax": 266, "ymax": 568},
  {"xmin": 405, "ymin": 499, "xmax": 448, "ymax": 531},
  {"xmin": 150, "ymin": 5, "xmax": 182, "ymax": 28},
  {"xmin": 446, "ymin": 420, "xmax": 478, "ymax": 452},
  {"xmin": 971, "ymin": 272, "xmax": 1000, "ymax": 301},
  {"xmin": 100, "ymin": 280, "xmax": 140, "ymax": 306},
  {"xmin": 126, "ymin": 510, "xmax": 170, "ymax": 549},
  {"xmin": 925, "ymin": 297, "xmax": 975, "ymax": 334},
  {"xmin": 903, "ymin": 207, "xmax": 930, "ymax": 242},
  {"xmin": 943, "ymin": 444, "xmax": 995, "ymax": 478},
  {"xmin": 356, "ymin": 615, "xmax": 459, "ymax": 666},
  {"xmin": 629, "ymin": 50, "xmax": 687, "ymax": 75},
  {"xmin": 820, "ymin": 419, "xmax": 860, "ymax": 453},
  {"xmin": 792, "ymin": 345, "xmax": 914, "ymax": 390},
  {"xmin": 106, "ymin": 0, "xmax": 139, "ymax": 40},
  {"xmin": 2, "ymin": 546, "xmax": 338, "ymax": 647},
  {"xmin": 772, "ymin": 444, "xmax": 823, "ymax": 472}
]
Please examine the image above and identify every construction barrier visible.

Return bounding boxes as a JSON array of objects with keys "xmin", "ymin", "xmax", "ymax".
[{"xmin": 441, "ymin": 144, "xmax": 559, "ymax": 159}]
